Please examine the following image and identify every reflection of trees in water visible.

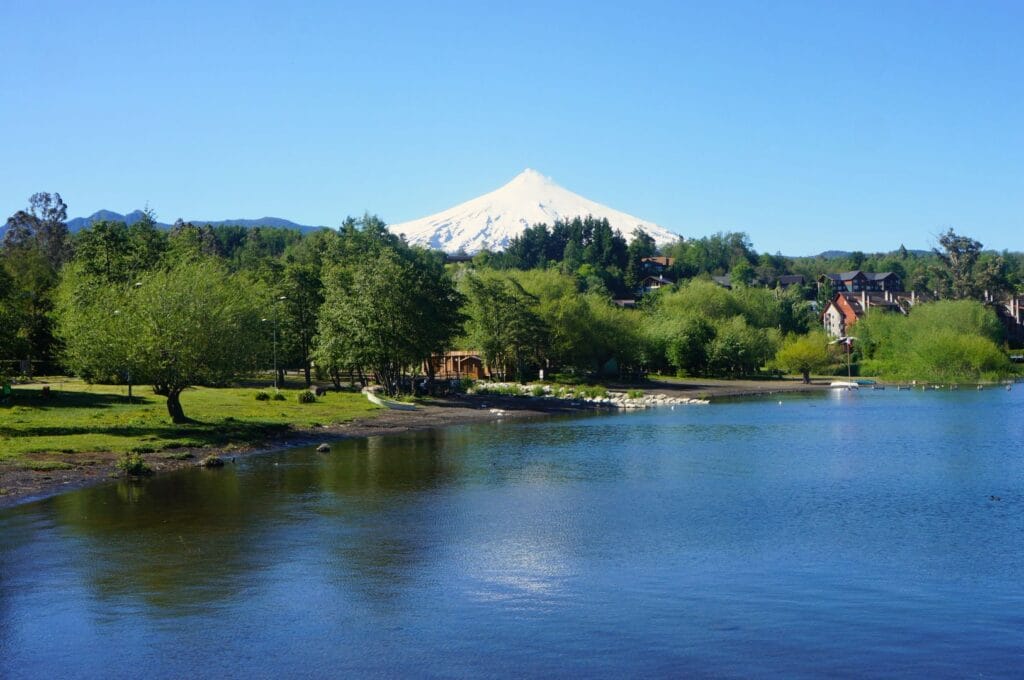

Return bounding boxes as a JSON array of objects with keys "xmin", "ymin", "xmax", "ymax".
[{"xmin": 41, "ymin": 430, "xmax": 472, "ymax": 612}]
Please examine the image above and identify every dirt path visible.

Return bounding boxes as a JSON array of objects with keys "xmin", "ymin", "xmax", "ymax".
[{"xmin": 0, "ymin": 380, "xmax": 826, "ymax": 509}]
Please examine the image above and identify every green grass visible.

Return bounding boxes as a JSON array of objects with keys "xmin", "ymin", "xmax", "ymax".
[{"xmin": 0, "ymin": 380, "xmax": 380, "ymax": 464}]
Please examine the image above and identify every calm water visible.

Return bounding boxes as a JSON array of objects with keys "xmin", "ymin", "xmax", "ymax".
[{"xmin": 2, "ymin": 388, "xmax": 1024, "ymax": 678}]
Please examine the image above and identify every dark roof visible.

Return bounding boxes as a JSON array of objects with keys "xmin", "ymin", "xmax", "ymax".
[
  {"xmin": 711, "ymin": 275, "xmax": 732, "ymax": 288},
  {"xmin": 837, "ymin": 270, "xmax": 867, "ymax": 280},
  {"xmin": 777, "ymin": 274, "xmax": 805, "ymax": 285},
  {"xmin": 642, "ymin": 275, "xmax": 673, "ymax": 285},
  {"xmin": 864, "ymin": 271, "xmax": 898, "ymax": 281}
]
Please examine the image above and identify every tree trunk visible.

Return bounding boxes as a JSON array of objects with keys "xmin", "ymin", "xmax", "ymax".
[
  {"xmin": 166, "ymin": 389, "xmax": 188, "ymax": 424},
  {"xmin": 802, "ymin": 370, "xmax": 810, "ymax": 384},
  {"xmin": 304, "ymin": 360, "xmax": 312, "ymax": 387}
]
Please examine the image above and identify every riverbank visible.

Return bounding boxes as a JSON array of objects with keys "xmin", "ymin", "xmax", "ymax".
[{"xmin": 0, "ymin": 378, "xmax": 829, "ymax": 509}]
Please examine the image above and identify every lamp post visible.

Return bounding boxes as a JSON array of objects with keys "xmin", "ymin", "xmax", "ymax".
[{"xmin": 264, "ymin": 295, "xmax": 287, "ymax": 390}]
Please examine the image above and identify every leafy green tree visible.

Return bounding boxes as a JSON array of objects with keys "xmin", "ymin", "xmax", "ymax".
[
  {"xmin": 624, "ymin": 229, "xmax": 656, "ymax": 290},
  {"xmin": 463, "ymin": 274, "xmax": 549, "ymax": 382},
  {"xmin": 932, "ymin": 229, "xmax": 1007, "ymax": 300},
  {"xmin": 56, "ymin": 259, "xmax": 266, "ymax": 423},
  {"xmin": 774, "ymin": 331, "xmax": 832, "ymax": 383},
  {"xmin": 730, "ymin": 261, "xmax": 755, "ymax": 287},
  {"xmin": 1, "ymin": 192, "xmax": 71, "ymax": 369},
  {"xmin": 278, "ymin": 262, "xmax": 323, "ymax": 387},
  {"xmin": 666, "ymin": 316, "xmax": 715, "ymax": 376},
  {"xmin": 856, "ymin": 299, "xmax": 1011, "ymax": 381},
  {"xmin": 317, "ymin": 248, "xmax": 464, "ymax": 395}
]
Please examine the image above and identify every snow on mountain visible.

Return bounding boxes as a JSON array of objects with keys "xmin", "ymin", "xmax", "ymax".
[{"xmin": 389, "ymin": 169, "xmax": 681, "ymax": 253}]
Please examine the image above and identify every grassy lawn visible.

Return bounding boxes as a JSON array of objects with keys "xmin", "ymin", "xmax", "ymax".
[{"xmin": 0, "ymin": 379, "xmax": 380, "ymax": 466}]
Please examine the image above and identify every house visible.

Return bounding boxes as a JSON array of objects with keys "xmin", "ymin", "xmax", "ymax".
[
  {"xmin": 640, "ymin": 275, "xmax": 673, "ymax": 294},
  {"xmin": 997, "ymin": 296, "xmax": 1024, "ymax": 345},
  {"xmin": 820, "ymin": 270, "xmax": 903, "ymax": 294},
  {"xmin": 864, "ymin": 272, "xmax": 903, "ymax": 292},
  {"xmin": 640, "ymin": 256, "xmax": 675, "ymax": 276},
  {"xmin": 711, "ymin": 275, "xmax": 732, "ymax": 289},
  {"xmin": 426, "ymin": 350, "xmax": 491, "ymax": 380},
  {"xmin": 613, "ymin": 299, "xmax": 637, "ymax": 309},
  {"xmin": 776, "ymin": 274, "xmax": 806, "ymax": 289},
  {"xmin": 821, "ymin": 290, "xmax": 919, "ymax": 337}
]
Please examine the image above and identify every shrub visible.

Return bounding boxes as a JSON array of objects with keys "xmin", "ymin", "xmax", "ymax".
[
  {"xmin": 575, "ymin": 385, "xmax": 608, "ymax": 399},
  {"xmin": 298, "ymin": 390, "xmax": 316, "ymax": 404},
  {"xmin": 627, "ymin": 389, "xmax": 644, "ymax": 399},
  {"xmin": 117, "ymin": 452, "xmax": 151, "ymax": 476},
  {"xmin": 255, "ymin": 390, "xmax": 270, "ymax": 401},
  {"xmin": 530, "ymin": 385, "xmax": 546, "ymax": 397},
  {"xmin": 272, "ymin": 392, "xmax": 286, "ymax": 401}
]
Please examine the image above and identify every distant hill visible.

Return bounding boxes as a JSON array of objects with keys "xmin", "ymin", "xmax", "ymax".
[
  {"xmin": 62, "ymin": 210, "xmax": 328, "ymax": 234},
  {"xmin": 811, "ymin": 248, "xmax": 931, "ymax": 259}
]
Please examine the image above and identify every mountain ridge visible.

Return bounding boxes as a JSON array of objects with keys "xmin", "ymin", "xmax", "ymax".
[{"xmin": 60, "ymin": 211, "xmax": 328, "ymax": 233}]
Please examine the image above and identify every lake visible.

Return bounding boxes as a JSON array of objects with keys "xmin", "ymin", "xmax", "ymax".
[{"xmin": 2, "ymin": 387, "xmax": 1023, "ymax": 678}]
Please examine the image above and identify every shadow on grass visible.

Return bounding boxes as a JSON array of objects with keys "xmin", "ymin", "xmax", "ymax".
[
  {"xmin": 1, "ymin": 389, "xmax": 154, "ymax": 410},
  {"xmin": 0, "ymin": 421, "xmax": 291, "ymax": 448}
]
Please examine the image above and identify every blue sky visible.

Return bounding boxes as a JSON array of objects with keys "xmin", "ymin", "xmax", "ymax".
[{"xmin": 1, "ymin": 0, "xmax": 1021, "ymax": 255}]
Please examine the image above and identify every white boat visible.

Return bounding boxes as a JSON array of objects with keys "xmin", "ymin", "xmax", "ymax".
[
  {"xmin": 363, "ymin": 389, "xmax": 418, "ymax": 410},
  {"xmin": 830, "ymin": 381, "xmax": 860, "ymax": 389}
]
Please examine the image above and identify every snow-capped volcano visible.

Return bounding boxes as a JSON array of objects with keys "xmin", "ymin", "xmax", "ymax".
[{"xmin": 389, "ymin": 169, "xmax": 680, "ymax": 253}]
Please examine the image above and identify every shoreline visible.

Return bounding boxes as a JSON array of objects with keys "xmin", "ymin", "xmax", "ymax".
[{"xmin": 0, "ymin": 379, "xmax": 829, "ymax": 510}]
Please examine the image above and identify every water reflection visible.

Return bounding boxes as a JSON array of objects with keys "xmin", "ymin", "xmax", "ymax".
[{"xmin": 2, "ymin": 389, "xmax": 1024, "ymax": 677}]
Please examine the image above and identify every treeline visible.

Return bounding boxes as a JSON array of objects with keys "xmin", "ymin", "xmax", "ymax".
[
  {"xmin": 2, "ymin": 192, "xmax": 1021, "ymax": 423},
  {"xmin": 486, "ymin": 217, "xmax": 1024, "ymax": 299}
]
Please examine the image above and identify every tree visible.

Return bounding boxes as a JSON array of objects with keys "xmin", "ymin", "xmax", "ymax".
[
  {"xmin": 56, "ymin": 259, "xmax": 265, "ymax": 423},
  {"xmin": 775, "ymin": 332, "xmax": 832, "ymax": 383},
  {"xmin": 463, "ymin": 274, "xmax": 549, "ymax": 382},
  {"xmin": 278, "ymin": 262, "xmax": 323, "ymax": 387},
  {"xmin": 624, "ymin": 229, "xmax": 657, "ymax": 290},
  {"xmin": 730, "ymin": 261, "xmax": 755, "ymax": 288},
  {"xmin": 932, "ymin": 229, "xmax": 1007, "ymax": 300},
  {"xmin": 317, "ymin": 248, "xmax": 465, "ymax": 395},
  {"xmin": 1, "ymin": 192, "xmax": 71, "ymax": 369}
]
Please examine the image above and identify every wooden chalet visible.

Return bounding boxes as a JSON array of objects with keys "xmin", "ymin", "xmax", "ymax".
[
  {"xmin": 821, "ymin": 270, "xmax": 903, "ymax": 294},
  {"xmin": 426, "ymin": 350, "xmax": 491, "ymax": 380}
]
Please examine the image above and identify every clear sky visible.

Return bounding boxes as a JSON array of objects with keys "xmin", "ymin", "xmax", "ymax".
[{"xmin": 1, "ymin": 0, "xmax": 1021, "ymax": 255}]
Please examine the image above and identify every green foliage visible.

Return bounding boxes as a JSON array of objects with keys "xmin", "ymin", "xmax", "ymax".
[
  {"xmin": 315, "ymin": 221, "xmax": 465, "ymax": 396},
  {"xmin": 297, "ymin": 390, "xmax": 316, "ymax": 403},
  {"xmin": 117, "ymin": 452, "xmax": 152, "ymax": 476},
  {"xmin": 55, "ymin": 258, "xmax": 266, "ymax": 423},
  {"xmin": 272, "ymin": 391, "xmax": 286, "ymax": 401},
  {"xmin": 627, "ymin": 389, "xmax": 644, "ymax": 399},
  {"xmin": 641, "ymin": 280, "xmax": 784, "ymax": 377},
  {"xmin": 774, "ymin": 331, "xmax": 833, "ymax": 382},
  {"xmin": 530, "ymin": 384, "xmax": 546, "ymax": 397},
  {"xmin": 255, "ymin": 390, "xmax": 270, "ymax": 401},
  {"xmin": 857, "ymin": 300, "xmax": 1012, "ymax": 381}
]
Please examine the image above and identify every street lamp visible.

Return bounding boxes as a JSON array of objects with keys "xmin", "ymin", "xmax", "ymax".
[
  {"xmin": 112, "ymin": 282, "xmax": 144, "ymax": 403},
  {"xmin": 264, "ymin": 296, "xmax": 287, "ymax": 390}
]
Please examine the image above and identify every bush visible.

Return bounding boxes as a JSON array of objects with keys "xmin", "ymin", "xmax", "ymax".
[
  {"xmin": 255, "ymin": 390, "xmax": 270, "ymax": 401},
  {"xmin": 627, "ymin": 389, "xmax": 644, "ymax": 399},
  {"xmin": 298, "ymin": 390, "xmax": 316, "ymax": 404},
  {"xmin": 272, "ymin": 392, "xmax": 286, "ymax": 401},
  {"xmin": 117, "ymin": 452, "xmax": 151, "ymax": 476},
  {"xmin": 530, "ymin": 385, "xmax": 546, "ymax": 397}
]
